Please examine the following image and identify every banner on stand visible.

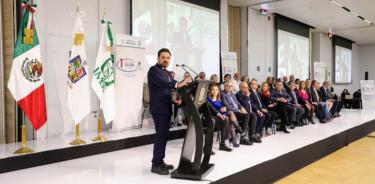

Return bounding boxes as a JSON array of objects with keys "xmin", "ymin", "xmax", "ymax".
[{"xmin": 113, "ymin": 34, "xmax": 145, "ymax": 131}]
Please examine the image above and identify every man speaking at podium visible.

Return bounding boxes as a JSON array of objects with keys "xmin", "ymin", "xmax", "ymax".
[{"xmin": 148, "ymin": 48, "xmax": 190, "ymax": 175}]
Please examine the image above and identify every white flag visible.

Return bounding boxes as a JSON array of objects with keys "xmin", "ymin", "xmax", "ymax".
[
  {"xmin": 91, "ymin": 19, "xmax": 116, "ymax": 123},
  {"xmin": 67, "ymin": 13, "xmax": 91, "ymax": 124}
]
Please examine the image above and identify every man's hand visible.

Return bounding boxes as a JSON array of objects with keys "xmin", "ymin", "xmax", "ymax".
[
  {"xmin": 257, "ymin": 110, "xmax": 263, "ymax": 117},
  {"xmin": 177, "ymin": 78, "xmax": 191, "ymax": 88},
  {"xmin": 218, "ymin": 114, "xmax": 226, "ymax": 120},
  {"xmin": 261, "ymin": 108, "xmax": 268, "ymax": 113},
  {"xmin": 240, "ymin": 107, "xmax": 247, "ymax": 114}
]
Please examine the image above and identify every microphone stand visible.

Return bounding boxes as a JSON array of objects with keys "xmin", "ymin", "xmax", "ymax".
[{"xmin": 182, "ymin": 64, "xmax": 199, "ymax": 80}]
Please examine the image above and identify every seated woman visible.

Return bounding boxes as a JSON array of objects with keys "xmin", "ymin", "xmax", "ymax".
[
  {"xmin": 207, "ymin": 84, "xmax": 241, "ymax": 150},
  {"xmin": 259, "ymin": 82, "xmax": 289, "ymax": 133},
  {"xmin": 341, "ymin": 89, "xmax": 352, "ymax": 108},
  {"xmin": 297, "ymin": 81, "xmax": 315, "ymax": 124}
]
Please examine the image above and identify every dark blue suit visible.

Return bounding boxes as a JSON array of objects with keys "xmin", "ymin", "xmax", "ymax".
[
  {"xmin": 236, "ymin": 91, "xmax": 264, "ymax": 135},
  {"xmin": 249, "ymin": 90, "xmax": 277, "ymax": 131},
  {"xmin": 319, "ymin": 86, "xmax": 329, "ymax": 102},
  {"xmin": 147, "ymin": 64, "xmax": 177, "ymax": 167}
]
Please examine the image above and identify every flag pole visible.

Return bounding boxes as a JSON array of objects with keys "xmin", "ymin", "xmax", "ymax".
[
  {"xmin": 14, "ymin": 114, "xmax": 33, "ymax": 154},
  {"xmin": 92, "ymin": 106, "xmax": 106, "ymax": 142},
  {"xmin": 92, "ymin": 10, "xmax": 108, "ymax": 142},
  {"xmin": 70, "ymin": 123, "xmax": 86, "ymax": 145}
]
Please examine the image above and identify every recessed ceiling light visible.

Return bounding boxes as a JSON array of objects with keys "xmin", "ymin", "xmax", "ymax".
[
  {"xmin": 350, "ymin": 11, "xmax": 359, "ymax": 17},
  {"xmin": 329, "ymin": 0, "xmax": 374, "ymax": 26},
  {"xmin": 330, "ymin": 0, "xmax": 343, "ymax": 8}
]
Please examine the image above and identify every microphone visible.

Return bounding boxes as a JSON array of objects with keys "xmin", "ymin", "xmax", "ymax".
[
  {"xmin": 181, "ymin": 64, "xmax": 199, "ymax": 77},
  {"xmin": 175, "ymin": 64, "xmax": 189, "ymax": 74}
]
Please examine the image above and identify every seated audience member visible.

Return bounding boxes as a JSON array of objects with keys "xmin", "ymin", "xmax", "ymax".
[
  {"xmin": 260, "ymin": 82, "xmax": 290, "ymax": 133},
  {"xmin": 272, "ymin": 77, "xmax": 277, "ymax": 89},
  {"xmin": 297, "ymin": 81, "xmax": 316, "ymax": 124},
  {"xmin": 220, "ymin": 74, "xmax": 232, "ymax": 91},
  {"xmin": 173, "ymin": 72, "xmax": 195, "ymax": 125},
  {"xmin": 287, "ymin": 81, "xmax": 305, "ymax": 127},
  {"xmin": 221, "ymin": 81, "xmax": 257, "ymax": 145},
  {"xmin": 352, "ymin": 89, "xmax": 362, "ymax": 109},
  {"xmin": 169, "ymin": 71, "xmax": 178, "ymax": 84},
  {"xmin": 249, "ymin": 79, "xmax": 277, "ymax": 136},
  {"xmin": 306, "ymin": 79, "xmax": 324, "ymax": 120},
  {"xmin": 241, "ymin": 75, "xmax": 250, "ymax": 85},
  {"xmin": 236, "ymin": 82, "xmax": 264, "ymax": 141},
  {"xmin": 266, "ymin": 76, "xmax": 275, "ymax": 90},
  {"xmin": 206, "ymin": 84, "xmax": 237, "ymax": 151},
  {"xmin": 341, "ymin": 89, "xmax": 352, "ymax": 108},
  {"xmin": 310, "ymin": 80, "xmax": 332, "ymax": 123},
  {"xmin": 295, "ymin": 78, "xmax": 301, "ymax": 89},
  {"xmin": 320, "ymin": 81, "xmax": 343, "ymax": 117},
  {"xmin": 288, "ymin": 75, "xmax": 295, "ymax": 85},
  {"xmin": 232, "ymin": 72, "xmax": 241, "ymax": 93},
  {"xmin": 198, "ymin": 72, "xmax": 206, "ymax": 80},
  {"xmin": 210, "ymin": 74, "xmax": 220, "ymax": 85},
  {"xmin": 282, "ymin": 76, "xmax": 290, "ymax": 93}
]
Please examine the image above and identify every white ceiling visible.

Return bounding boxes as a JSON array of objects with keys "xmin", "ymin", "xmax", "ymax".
[{"xmin": 228, "ymin": 0, "xmax": 375, "ymax": 45}]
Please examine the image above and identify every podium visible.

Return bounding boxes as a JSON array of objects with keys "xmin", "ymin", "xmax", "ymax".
[{"xmin": 171, "ymin": 80, "xmax": 215, "ymax": 180}]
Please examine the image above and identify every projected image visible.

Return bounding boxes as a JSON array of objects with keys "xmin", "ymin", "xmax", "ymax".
[
  {"xmin": 132, "ymin": 0, "xmax": 220, "ymax": 80},
  {"xmin": 335, "ymin": 46, "xmax": 352, "ymax": 83},
  {"xmin": 277, "ymin": 30, "xmax": 309, "ymax": 79}
]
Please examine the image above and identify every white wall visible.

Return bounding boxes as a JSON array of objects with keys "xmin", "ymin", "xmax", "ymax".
[
  {"xmin": 35, "ymin": 0, "xmax": 130, "ymax": 138},
  {"xmin": 248, "ymin": 8, "xmax": 275, "ymax": 81},
  {"xmin": 220, "ymin": 0, "xmax": 229, "ymax": 52},
  {"xmin": 247, "ymin": 8, "xmax": 363, "ymax": 94},
  {"xmin": 311, "ymin": 32, "xmax": 361, "ymax": 94},
  {"xmin": 358, "ymin": 44, "xmax": 375, "ymax": 81}
]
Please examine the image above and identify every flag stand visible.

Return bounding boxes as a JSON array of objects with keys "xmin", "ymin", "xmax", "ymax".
[
  {"xmin": 70, "ymin": 124, "xmax": 86, "ymax": 145},
  {"xmin": 92, "ymin": 110, "xmax": 106, "ymax": 142},
  {"xmin": 14, "ymin": 123, "xmax": 33, "ymax": 154}
]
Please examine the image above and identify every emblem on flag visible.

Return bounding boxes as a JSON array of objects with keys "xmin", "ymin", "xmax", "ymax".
[
  {"xmin": 68, "ymin": 55, "xmax": 87, "ymax": 83},
  {"xmin": 21, "ymin": 57, "xmax": 43, "ymax": 82},
  {"xmin": 93, "ymin": 56, "xmax": 114, "ymax": 90}
]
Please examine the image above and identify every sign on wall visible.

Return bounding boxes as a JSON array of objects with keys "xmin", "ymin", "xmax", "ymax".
[
  {"xmin": 360, "ymin": 80, "xmax": 375, "ymax": 110},
  {"xmin": 221, "ymin": 52, "xmax": 238, "ymax": 80}
]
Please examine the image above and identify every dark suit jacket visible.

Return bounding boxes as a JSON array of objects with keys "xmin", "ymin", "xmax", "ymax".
[
  {"xmin": 236, "ymin": 91, "xmax": 257, "ymax": 113},
  {"xmin": 306, "ymin": 87, "xmax": 313, "ymax": 102},
  {"xmin": 147, "ymin": 64, "xmax": 177, "ymax": 115},
  {"xmin": 319, "ymin": 86, "xmax": 329, "ymax": 102},
  {"xmin": 221, "ymin": 91, "xmax": 243, "ymax": 112},
  {"xmin": 283, "ymin": 82, "xmax": 290, "ymax": 93},
  {"xmin": 310, "ymin": 87, "xmax": 322, "ymax": 103},
  {"xmin": 287, "ymin": 90, "xmax": 301, "ymax": 105},
  {"xmin": 270, "ymin": 89, "xmax": 291, "ymax": 103},
  {"xmin": 249, "ymin": 90, "xmax": 266, "ymax": 111}
]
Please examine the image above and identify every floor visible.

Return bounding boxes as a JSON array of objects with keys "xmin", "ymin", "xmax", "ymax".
[
  {"xmin": 0, "ymin": 109, "xmax": 374, "ymax": 184},
  {"xmin": 0, "ymin": 119, "xmax": 186, "ymax": 159},
  {"xmin": 277, "ymin": 131, "xmax": 375, "ymax": 184}
]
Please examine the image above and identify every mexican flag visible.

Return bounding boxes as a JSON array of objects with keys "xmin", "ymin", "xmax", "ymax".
[
  {"xmin": 67, "ymin": 11, "xmax": 91, "ymax": 124},
  {"xmin": 91, "ymin": 19, "xmax": 116, "ymax": 123},
  {"xmin": 7, "ymin": 1, "xmax": 47, "ymax": 130}
]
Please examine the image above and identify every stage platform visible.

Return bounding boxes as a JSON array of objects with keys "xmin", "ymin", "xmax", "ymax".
[{"xmin": 0, "ymin": 109, "xmax": 374, "ymax": 184}]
